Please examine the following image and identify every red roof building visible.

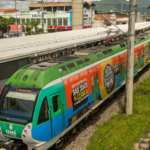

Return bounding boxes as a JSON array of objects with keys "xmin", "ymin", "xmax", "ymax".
[{"xmin": 0, "ymin": 9, "xmax": 18, "ymax": 13}]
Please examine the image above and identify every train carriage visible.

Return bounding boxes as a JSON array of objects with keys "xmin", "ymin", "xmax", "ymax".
[{"xmin": 0, "ymin": 35, "xmax": 150, "ymax": 150}]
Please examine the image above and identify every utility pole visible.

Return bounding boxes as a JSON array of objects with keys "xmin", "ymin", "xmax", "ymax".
[
  {"xmin": 14, "ymin": 0, "xmax": 18, "ymax": 37},
  {"xmin": 91, "ymin": 7, "xmax": 93, "ymax": 28},
  {"xmin": 121, "ymin": 3, "xmax": 123, "ymax": 12},
  {"xmin": 125, "ymin": 0, "xmax": 136, "ymax": 115},
  {"xmin": 41, "ymin": 0, "xmax": 44, "ymax": 34}
]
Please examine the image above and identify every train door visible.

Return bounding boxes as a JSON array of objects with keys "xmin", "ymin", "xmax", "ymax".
[
  {"xmin": 119, "ymin": 53, "xmax": 126, "ymax": 82},
  {"xmin": 87, "ymin": 67, "xmax": 99, "ymax": 104},
  {"xmin": 137, "ymin": 46, "xmax": 141, "ymax": 68},
  {"xmin": 134, "ymin": 48, "xmax": 139, "ymax": 74},
  {"xmin": 138, "ymin": 44, "xmax": 145, "ymax": 67},
  {"xmin": 48, "ymin": 93, "xmax": 65, "ymax": 136}
]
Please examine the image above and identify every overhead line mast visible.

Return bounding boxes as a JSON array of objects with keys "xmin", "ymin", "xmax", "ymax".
[
  {"xmin": 41, "ymin": 0, "xmax": 44, "ymax": 34},
  {"xmin": 14, "ymin": 0, "xmax": 18, "ymax": 36},
  {"xmin": 125, "ymin": 0, "xmax": 136, "ymax": 115}
]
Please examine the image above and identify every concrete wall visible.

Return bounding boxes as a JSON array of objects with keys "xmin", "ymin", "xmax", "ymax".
[{"xmin": 72, "ymin": 0, "xmax": 83, "ymax": 30}]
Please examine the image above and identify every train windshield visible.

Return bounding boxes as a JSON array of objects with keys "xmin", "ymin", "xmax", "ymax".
[{"xmin": 0, "ymin": 85, "xmax": 39, "ymax": 124}]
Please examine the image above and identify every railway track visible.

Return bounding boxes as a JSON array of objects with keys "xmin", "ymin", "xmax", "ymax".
[{"xmin": 53, "ymin": 64, "xmax": 150, "ymax": 150}]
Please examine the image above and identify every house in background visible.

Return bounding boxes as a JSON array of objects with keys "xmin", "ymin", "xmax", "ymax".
[
  {"xmin": 0, "ymin": 1, "xmax": 96, "ymax": 33},
  {"xmin": 28, "ymin": 1, "xmax": 95, "ymax": 32},
  {"xmin": 95, "ymin": 12, "xmax": 128, "ymax": 27}
]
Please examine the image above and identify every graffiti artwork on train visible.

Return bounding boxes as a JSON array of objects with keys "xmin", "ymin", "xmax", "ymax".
[
  {"xmin": 145, "ymin": 45, "xmax": 149, "ymax": 60},
  {"xmin": 72, "ymin": 79, "xmax": 88, "ymax": 111},
  {"xmin": 103, "ymin": 63, "xmax": 115, "ymax": 93},
  {"xmin": 114, "ymin": 62, "xmax": 120, "ymax": 75},
  {"xmin": 134, "ymin": 53, "xmax": 138, "ymax": 67}
]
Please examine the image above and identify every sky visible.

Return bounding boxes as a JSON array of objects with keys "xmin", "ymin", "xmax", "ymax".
[
  {"xmin": 0, "ymin": 0, "xmax": 71, "ymax": 11},
  {"xmin": 0, "ymin": 0, "xmax": 129, "ymax": 11}
]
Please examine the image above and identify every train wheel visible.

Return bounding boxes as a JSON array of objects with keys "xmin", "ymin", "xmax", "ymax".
[
  {"xmin": 64, "ymin": 133, "xmax": 69, "ymax": 143},
  {"xmin": 13, "ymin": 147, "xmax": 17, "ymax": 150}
]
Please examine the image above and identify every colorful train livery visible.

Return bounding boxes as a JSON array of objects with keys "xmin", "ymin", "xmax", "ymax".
[{"xmin": 0, "ymin": 34, "xmax": 150, "ymax": 150}]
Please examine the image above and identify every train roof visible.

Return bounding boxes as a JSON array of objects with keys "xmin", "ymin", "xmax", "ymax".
[
  {"xmin": 5, "ymin": 34, "xmax": 150, "ymax": 89},
  {"xmin": 0, "ymin": 22, "xmax": 150, "ymax": 63}
]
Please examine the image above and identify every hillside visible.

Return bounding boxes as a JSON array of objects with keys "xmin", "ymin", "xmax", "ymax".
[{"xmin": 94, "ymin": 0, "xmax": 150, "ymax": 14}]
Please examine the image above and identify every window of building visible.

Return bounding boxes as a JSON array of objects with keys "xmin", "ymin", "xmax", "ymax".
[
  {"xmin": 53, "ymin": 7, "xmax": 57, "ymax": 12},
  {"xmin": 47, "ymin": 7, "xmax": 52, "ymax": 12},
  {"xmin": 44, "ymin": 19, "xmax": 46, "ymax": 24},
  {"xmin": 22, "ymin": 19, "xmax": 25, "ymax": 24},
  {"xmin": 63, "ymin": 18, "xmax": 68, "ymax": 26},
  {"xmin": 65, "ymin": 6, "xmax": 72, "ymax": 11},
  {"xmin": 58, "ymin": 18, "xmax": 62, "ymax": 26},
  {"xmin": 37, "ymin": 97, "xmax": 49, "ymax": 125},
  {"xmin": 58, "ymin": 6, "xmax": 64, "ymax": 11},
  {"xmin": 53, "ymin": 18, "xmax": 57, "ymax": 26},
  {"xmin": 17, "ymin": 19, "xmax": 20, "ymax": 25},
  {"xmin": 47, "ymin": 19, "xmax": 51, "ymax": 25},
  {"xmin": 26, "ymin": 19, "xmax": 30, "ymax": 23},
  {"xmin": 52, "ymin": 95, "xmax": 59, "ymax": 113}
]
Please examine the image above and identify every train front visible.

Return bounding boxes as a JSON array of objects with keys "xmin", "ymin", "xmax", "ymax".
[{"xmin": 0, "ymin": 84, "xmax": 40, "ymax": 150}]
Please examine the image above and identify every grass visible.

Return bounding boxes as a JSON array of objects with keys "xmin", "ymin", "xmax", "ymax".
[{"xmin": 87, "ymin": 75, "xmax": 150, "ymax": 150}]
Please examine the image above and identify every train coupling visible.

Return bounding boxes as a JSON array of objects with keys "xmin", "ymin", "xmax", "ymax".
[{"xmin": 0, "ymin": 140, "xmax": 14, "ymax": 150}]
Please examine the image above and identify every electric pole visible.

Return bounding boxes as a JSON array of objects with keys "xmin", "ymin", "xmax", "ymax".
[
  {"xmin": 41, "ymin": 0, "xmax": 44, "ymax": 34},
  {"xmin": 14, "ymin": 0, "xmax": 18, "ymax": 37},
  {"xmin": 125, "ymin": 0, "xmax": 136, "ymax": 115},
  {"xmin": 121, "ymin": 3, "xmax": 123, "ymax": 12},
  {"xmin": 91, "ymin": 7, "xmax": 93, "ymax": 28}
]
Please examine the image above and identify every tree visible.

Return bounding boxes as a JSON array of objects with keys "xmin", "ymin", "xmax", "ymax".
[
  {"xmin": 147, "ymin": 5, "xmax": 150, "ymax": 9},
  {"xmin": 0, "ymin": 17, "xmax": 16, "ymax": 37},
  {"xmin": 30, "ymin": 20, "xmax": 41, "ymax": 34},
  {"xmin": 21, "ymin": 20, "xmax": 41, "ymax": 35},
  {"xmin": 22, "ymin": 22, "xmax": 32, "ymax": 35},
  {"xmin": 21, "ymin": 23, "xmax": 25, "ymax": 32}
]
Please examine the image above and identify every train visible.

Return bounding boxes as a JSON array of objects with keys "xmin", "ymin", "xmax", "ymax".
[{"xmin": 0, "ymin": 34, "xmax": 150, "ymax": 150}]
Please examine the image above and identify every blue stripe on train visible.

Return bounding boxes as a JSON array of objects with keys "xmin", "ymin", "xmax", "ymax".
[
  {"xmin": 32, "ymin": 75, "xmax": 124, "ymax": 141},
  {"xmin": 32, "ymin": 93, "xmax": 94, "ymax": 141}
]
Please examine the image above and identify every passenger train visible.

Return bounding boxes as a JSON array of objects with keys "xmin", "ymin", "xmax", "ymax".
[{"xmin": 0, "ymin": 34, "xmax": 150, "ymax": 150}]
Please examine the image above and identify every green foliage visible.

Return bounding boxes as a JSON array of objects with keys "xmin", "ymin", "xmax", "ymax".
[
  {"xmin": 87, "ymin": 74, "xmax": 150, "ymax": 150},
  {"xmin": 21, "ymin": 23, "xmax": 25, "ymax": 32},
  {"xmin": 30, "ymin": 20, "xmax": 41, "ymax": 32},
  {"xmin": 0, "ymin": 16, "xmax": 16, "ymax": 30},
  {"xmin": 22, "ymin": 20, "xmax": 41, "ymax": 35},
  {"xmin": 147, "ymin": 5, "xmax": 150, "ymax": 10}
]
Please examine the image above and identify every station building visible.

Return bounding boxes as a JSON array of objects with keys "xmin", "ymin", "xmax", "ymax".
[{"xmin": 0, "ymin": 1, "xmax": 95, "ymax": 33}]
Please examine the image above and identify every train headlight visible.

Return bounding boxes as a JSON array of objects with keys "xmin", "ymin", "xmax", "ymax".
[{"xmin": 27, "ymin": 125, "xmax": 31, "ymax": 129}]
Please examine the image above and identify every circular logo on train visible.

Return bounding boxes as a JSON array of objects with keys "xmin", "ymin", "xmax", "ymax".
[
  {"xmin": 103, "ymin": 63, "xmax": 115, "ymax": 92},
  {"xmin": 145, "ymin": 45, "xmax": 149, "ymax": 60}
]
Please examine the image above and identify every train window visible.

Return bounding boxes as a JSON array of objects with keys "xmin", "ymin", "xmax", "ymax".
[
  {"xmin": 37, "ymin": 97, "xmax": 49, "ymax": 125},
  {"xmin": 97, "ymin": 54, "xmax": 102, "ymax": 57},
  {"xmin": 108, "ymin": 49, "xmax": 113, "ymax": 53},
  {"xmin": 140, "ymin": 37, "xmax": 145, "ymax": 41},
  {"xmin": 76, "ymin": 60, "xmax": 84, "ymax": 65},
  {"xmin": 84, "ymin": 58, "xmax": 90, "ymax": 62},
  {"xmin": 58, "ymin": 66, "xmax": 67, "ymax": 72},
  {"xmin": 102, "ymin": 50, "xmax": 108, "ymax": 55},
  {"xmin": 120, "ymin": 43, "xmax": 125, "ymax": 48},
  {"xmin": 52, "ymin": 95, "xmax": 59, "ymax": 113},
  {"xmin": 67, "ymin": 63, "xmax": 75, "ymax": 69}
]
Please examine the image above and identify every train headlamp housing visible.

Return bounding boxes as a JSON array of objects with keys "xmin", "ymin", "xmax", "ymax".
[{"xmin": 22, "ymin": 123, "xmax": 32, "ymax": 139}]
